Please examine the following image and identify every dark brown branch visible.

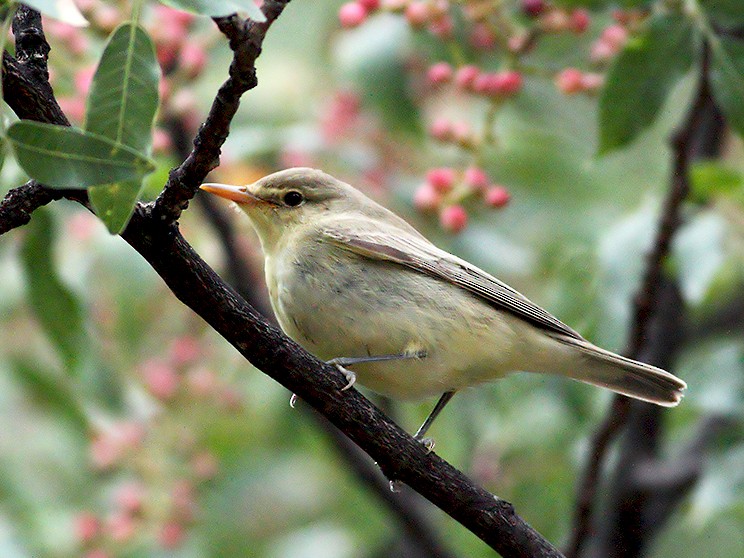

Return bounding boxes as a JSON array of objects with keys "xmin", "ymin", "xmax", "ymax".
[
  {"xmin": 152, "ymin": 2, "xmax": 290, "ymax": 224},
  {"xmin": 566, "ymin": 42, "xmax": 717, "ymax": 558}
]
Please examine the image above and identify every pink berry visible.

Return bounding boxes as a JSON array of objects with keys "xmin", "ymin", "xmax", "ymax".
[
  {"xmin": 521, "ymin": 0, "xmax": 546, "ymax": 17},
  {"xmin": 485, "ymin": 186, "xmax": 511, "ymax": 208},
  {"xmin": 555, "ymin": 68, "xmax": 584, "ymax": 94},
  {"xmin": 75, "ymin": 512, "xmax": 101, "ymax": 543},
  {"xmin": 115, "ymin": 482, "xmax": 146, "ymax": 515},
  {"xmin": 141, "ymin": 359, "xmax": 180, "ymax": 401},
  {"xmin": 413, "ymin": 183, "xmax": 442, "ymax": 212},
  {"xmin": 602, "ymin": 24, "xmax": 628, "ymax": 49},
  {"xmin": 358, "ymin": 0, "xmax": 380, "ymax": 9},
  {"xmin": 570, "ymin": 9, "xmax": 591, "ymax": 33},
  {"xmin": 405, "ymin": 1, "xmax": 430, "ymax": 27},
  {"xmin": 427, "ymin": 62, "xmax": 453, "ymax": 84},
  {"xmin": 491, "ymin": 70, "xmax": 523, "ymax": 95},
  {"xmin": 464, "ymin": 166, "xmax": 489, "ymax": 191},
  {"xmin": 179, "ymin": 42, "xmax": 207, "ymax": 78},
  {"xmin": 440, "ymin": 205, "xmax": 468, "ymax": 233},
  {"xmin": 429, "ymin": 118, "xmax": 453, "ymax": 141},
  {"xmin": 429, "ymin": 15, "xmax": 454, "ymax": 39},
  {"xmin": 159, "ymin": 521, "xmax": 186, "ymax": 549},
  {"xmin": 590, "ymin": 39, "xmax": 616, "ymax": 63},
  {"xmin": 106, "ymin": 512, "xmax": 136, "ymax": 542},
  {"xmin": 338, "ymin": 2, "xmax": 367, "ymax": 28},
  {"xmin": 472, "ymin": 72, "xmax": 493, "ymax": 94},
  {"xmin": 470, "ymin": 23, "xmax": 497, "ymax": 50},
  {"xmin": 455, "ymin": 65, "xmax": 480, "ymax": 90},
  {"xmin": 426, "ymin": 167, "xmax": 456, "ymax": 193},
  {"xmin": 580, "ymin": 72, "xmax": 604, "ymax": 92}
]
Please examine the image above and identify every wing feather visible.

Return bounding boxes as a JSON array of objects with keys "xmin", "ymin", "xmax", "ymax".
[{"xmin": 322, "ymin": 223, "xmax": 582, "ymax": 340}]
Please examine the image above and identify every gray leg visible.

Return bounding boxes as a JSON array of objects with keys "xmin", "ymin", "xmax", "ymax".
[
  {"xmin": 328, "ymin": 351, "xmax": 427, "ymax": 391},
  {"xmin": 413, "ymin": 391, "xmax": 456, "ymax": 447}
]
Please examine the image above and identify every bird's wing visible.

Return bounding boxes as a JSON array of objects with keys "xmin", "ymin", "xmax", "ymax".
[{"xmin": 322, "ymin": 222, "xmax": 583, "ymax": 340}]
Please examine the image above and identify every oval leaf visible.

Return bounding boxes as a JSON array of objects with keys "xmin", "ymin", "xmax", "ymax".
[
  {"xmin": 159, "ymin": 0, "xmax": 266, "ymax": 21},
  {"xmin": 20, "ymin": 208, "xmax": 88, "ymax": 374},
  {"xmin": 7, "ymin": 121, "xmax": 155, "ymax": 189},
  {"xmin": 21, "ymin": 0, "xmax": 88, "ymax": 26},
  {"xmin": 86, "ymin": 23, "xmax": 160, "ymax": 153},
  {"xmin": 88, "ymin": 180, "xmax": 145, "ymax": 234},
  {"xmin": 710, "ymin": 37, "xmax": 744, "ymax": 141},
  {"xmin": 599, "ymin": 15, "xmax": 696, "ymax": 154}
]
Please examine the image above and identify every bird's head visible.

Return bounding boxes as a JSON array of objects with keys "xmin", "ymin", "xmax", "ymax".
[{"xmin": 200, "ymin": 167, "xmax": 372, "ymax": 250}]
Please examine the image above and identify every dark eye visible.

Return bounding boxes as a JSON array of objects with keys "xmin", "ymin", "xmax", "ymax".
[{"xmin": 283, "ymin": 191, "xmax": 304, "ymax": 207}]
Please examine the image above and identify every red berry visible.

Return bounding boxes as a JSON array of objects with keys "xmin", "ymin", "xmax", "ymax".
[
  {"xmin": 464, "ymin": 166, "xmax": 489, "ymax": 191},
  {"xmin": 570, "ymin": 9, "xmax": 591, "ymax": 33},
  {"xmin": 338, "ymin": 2, "xmax": 367, "ymax": 28},
  {"xmin": 521, "ymin": 0, "xmax": 546, "ymax": 17},
  {"xmin": 405, "ymin": 1, "xmax": 430, "ymax": 27},
  {"xmin": 427, "ymin": 62, "xmax": 453, "ymax": 84},
  {"xmin": 358, "ymin": 0, "xmax": 380, "ymax": 10},
  {"xmin": 555, "ymin": 68, "xmax": 584, "ymax": 94},
  {"xmin": 454, "ymin": 65, "xmax": 480, "ymax": 90},
  {"xmin": 413, "ymin": 183, "xmax": 441, "ymax": 212},
  {"xmin": 485, "ymin": 186, "xmax": 511, "ymax": 208},
  {"xmin": 429, "ymin": 118, "xmax": 453, "ymax": 141},
  {"xmin": 426, "ymin": 167, "xmax": 456, "ymax": 193},
  {"xmin": 75, "ymin": 513, "xmax": 101, "ymax": 543},
  {"xmin": 440, "ymin": 205, "xmax": 468, "ymax": 233},
  {"xmin": 491, "ymin": 70, "xmax": 523, "ymax": 95}
]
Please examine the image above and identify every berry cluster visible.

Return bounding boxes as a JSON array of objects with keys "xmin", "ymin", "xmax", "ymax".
[
  {"xmin": 74, "ymin": 335, "xmax": 242, "ymax": 557},
  {"xmin": 415, "ymin": 166, "xmax": 510, "ymax": 232},
  {"xmin": 335, "ymin": 0, "xmax": 641, "ymax": 232},
  {"xmin": 45, "ymin": 2, "xmax": 214, "ymax": 157}
]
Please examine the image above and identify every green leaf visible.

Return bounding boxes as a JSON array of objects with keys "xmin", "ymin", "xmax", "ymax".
[
  {"xmin": 20, "ymin": 0, "xmax": 87, "ymax": 26},
  {"xmin": 20, "ymin": 208, "xmax": 88, "ymax": 374},
  {"xmin": 158, "ymin": 0, "xmax": 266, "ymax": 21},
  {"xmin": 599, "ymin": 15, "xmax": 696, "ymax": 153},
  {"xmin": 690, "ymin": 161, "xmax": 744, "ymax": 202},
  {"xmin": 88, "ymin": 180, "xmax": 144, "ymax": 234},
  {"xmin": 7, "ymin": 121, "xmax": 155, "ymax": 189},
  {"xmin": 86, "ymin": 23, "xmax": 160, "ymax": 154},
  {"xmin": 710, "ymin": 37, "xmax": 744, "ymax": 140}
]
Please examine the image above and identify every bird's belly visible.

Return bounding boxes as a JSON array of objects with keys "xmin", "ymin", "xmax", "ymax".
[{"xmin": 269, "ymin": 254, "xmax": 523, "ymax": 399}]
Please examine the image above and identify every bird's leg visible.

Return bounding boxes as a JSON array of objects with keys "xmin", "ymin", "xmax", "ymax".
[
  {"xmin": 413, "ymin": 391, "xmax": 456, "ymax": 452},
  {"xmin": 327, "ymin": 350, "xmax": 427, "ymax": 391},
  {"xmin": 289, "ymin": 351, "xmax": 427, "ymax": 407}
]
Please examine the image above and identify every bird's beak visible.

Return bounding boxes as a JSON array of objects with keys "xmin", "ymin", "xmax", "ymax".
[{"xmin": 200, "ymin": 182, "xmax": 261, "ymax": 205}]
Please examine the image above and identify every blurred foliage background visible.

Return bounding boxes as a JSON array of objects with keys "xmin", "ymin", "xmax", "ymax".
[{"xmin": 1, "ymin": 0, "xmax": 743, "ymax": 557}]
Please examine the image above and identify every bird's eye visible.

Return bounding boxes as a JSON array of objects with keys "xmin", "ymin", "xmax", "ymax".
[{"xmin": 283, "ymin": 191, "xmax": 304, "ymax": 207}]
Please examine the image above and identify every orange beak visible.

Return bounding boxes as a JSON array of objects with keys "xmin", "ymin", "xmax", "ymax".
[{"xmin": 199, "ymin": 183, "xmax": 261, "ymax": 205}]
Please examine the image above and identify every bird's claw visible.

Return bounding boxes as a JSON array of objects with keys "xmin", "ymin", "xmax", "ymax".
[
  {"xmin": 417, "ymin": 436, "xmax": 436, "ymax": 454},
  {"xmin": 334, "ymin": 364, "xmax": 356, "ymax": 391},
  {"xmin": 289, "ymin": 393, "xmax": 298, "ymax": 408},
  {"xmin": 389, "ymin": 480, "xmax": 403, "ymax": 493}
]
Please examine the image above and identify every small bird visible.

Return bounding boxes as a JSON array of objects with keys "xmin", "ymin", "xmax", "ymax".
[{"xmin": 201, "ymin": 168, "xmax": 686, "ymax": 440}]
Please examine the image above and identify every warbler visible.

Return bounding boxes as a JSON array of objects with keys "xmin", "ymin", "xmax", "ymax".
[{"xmin": 201, "ymin": 168, "xmax": 685, "ymax": 439}]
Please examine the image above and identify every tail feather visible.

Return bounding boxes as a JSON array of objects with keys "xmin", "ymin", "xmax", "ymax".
[{"xmin": 552, "ymin": 335, "xmax": 686, "ymax": 407}]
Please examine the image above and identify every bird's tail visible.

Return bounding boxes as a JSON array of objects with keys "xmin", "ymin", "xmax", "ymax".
[{"xmin": 552, "ymin": 335, "xmax": 686, "ymax": 407}]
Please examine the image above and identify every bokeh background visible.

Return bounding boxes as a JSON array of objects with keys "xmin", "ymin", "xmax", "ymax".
[{"xmin": 1, "ymin": 1, "xmax": 743, "ymax": 557}]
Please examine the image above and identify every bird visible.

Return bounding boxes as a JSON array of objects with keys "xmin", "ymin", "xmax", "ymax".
[{"xmin": 200, "ymin": 167, "xmax": 686, "ymax": 441}]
